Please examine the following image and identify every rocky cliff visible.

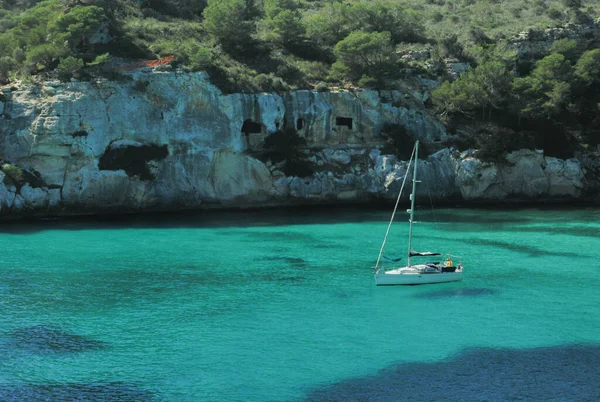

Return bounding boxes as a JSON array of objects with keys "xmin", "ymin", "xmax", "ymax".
[{"xmin": 0, "ymin": 70, "xmax": 594, "ymax": 220}]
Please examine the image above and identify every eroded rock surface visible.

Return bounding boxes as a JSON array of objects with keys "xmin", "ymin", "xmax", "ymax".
[{"xmin": 0, "ymin": 71, "xmax": 594, "ymax": 219}]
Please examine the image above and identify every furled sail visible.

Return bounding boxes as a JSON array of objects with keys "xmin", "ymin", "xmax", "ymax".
[{"xmin": 409, "ymin": 249, "xmax": 441, "ymax": 257}]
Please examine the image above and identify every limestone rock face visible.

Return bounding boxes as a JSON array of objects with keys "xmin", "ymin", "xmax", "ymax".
[
  {"xmin": 455, "ymin": 149, "xmax": 585, "ymax": 200},
  {"xmin": 0, "ymin": 71, "xmax": 593, "ymax": 219}
]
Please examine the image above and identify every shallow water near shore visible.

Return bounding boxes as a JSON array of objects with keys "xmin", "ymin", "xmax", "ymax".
[{"xmin": 1, "ymin": 206, "xmax": 599, "ymax": 401}]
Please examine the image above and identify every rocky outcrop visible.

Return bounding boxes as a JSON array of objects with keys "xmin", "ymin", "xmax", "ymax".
[
  {"xmin": 456, "ymin": 149, "xmax": 585, "ymax": 200},
  {"xmin": 510, "ymin": 18, "xmax": 600, "ymax": 62},
  {"xmin": 0, "ymin": 71, "xmax": 595, "ymax": 219}
]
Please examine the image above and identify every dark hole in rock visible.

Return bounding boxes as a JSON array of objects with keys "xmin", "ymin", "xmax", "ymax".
[
  {"xmin": 297, "ymin": 118, "xmax": 305, "ymax": 130},
  {"xmin": 71, "ymin": 130, "xmax": 88, "ymax": 137},
  {"xmin": 99, "ymin": 141, "xmax": 168, "ymax": 181},
  {"xmin": 241, "ymin": 119, "xmax": 262, "ymax": 135},
  {"xmin": 335, "ymin": 117, "xmax": 353, "ymax": 129}
]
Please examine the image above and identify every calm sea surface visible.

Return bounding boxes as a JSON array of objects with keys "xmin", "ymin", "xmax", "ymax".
[{"xmin": 0, "ymin": 207, "xmax": 599, "ymax": 401}]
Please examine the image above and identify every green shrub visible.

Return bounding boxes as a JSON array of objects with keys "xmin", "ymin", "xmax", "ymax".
[
  {"xmin": 0, "ymin": 56, "xmax": 14, "ymax": 84},
  {"xmin": 56, "ymin": 56, "xmax": 84, "ymax": 81},
  {"xmin": 474, "ymin": 127, "xmax": 534, "ymax": 163},
  {"xmin": 25, "ymin": 43, "xmax": 64, "ymax": 73},
  {"xmin": 546, "ymin": 7, "xmax": 564, "ymax": 20},
  {"xmin": 511, "ymin": 53, "xmax": 572, "ymax": 119},
  {"xmin": 50, "ymin": 5, "xmax": 104, "ymax": 51},
  {"xmin": 550, "ymin": 39, "xmax": 579, "ymax": 60},
  {"xmin": 331, "ymin": 31, "xmax": 397, "ymax": 84},
  {"xmin": 574, "ymin": 49, "xmax": 600, "ymax": 86},
  {"xmin": 203, "ymin": 0, "xmax": 255, "ymax": 53},
  {"xmin": 1, "ymin": 163, "xmax": 24, "ymax": 181},
  {"xmin": 358, "ymin": 75, "xmax": 378, "ymax": 88},
  {"xmin": 432, "ymin": 60, "xmax": 514, "ymax": 120},
  {"xmin": 315, "ymin": 82, "xmax": 329, "ymax": 92},
  {"xmin": 89, "ymin": 53, "xmax": 110, "ymax": 66},
  {"xmin": 186, "ymin": 47, "xmax": 210, "ymax": 71}
]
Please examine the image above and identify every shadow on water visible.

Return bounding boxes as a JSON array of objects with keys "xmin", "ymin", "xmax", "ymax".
[
  {"xmin": 516, "ymin": 226, "xmax": 600, "ymax": 238},
  {"xmin": 2, "ymin": 205, "xmax": 598, "ymax": 235},
  {"xmin": 422, "ymin": 235, "xmax": 590, "ymax": 258},
  {"xmin": 418, "ymin": 210, "xmax": 533, "ymax": 226},
  {"xmin": 224, "ymin": 230, "xmax": 318, "ymax": 242},
  {"xmin": 0, "ymin": 382, "xmax": 158, "ymax": 401},
  {"xmin": 466, "ymin": 238, "xmax": 587, "ymax": 258},
  {"xmin": 2, "ymin": 325, "xmax": 108, "ymax": 355},
  {"xmin": 304, "ymin": 344, "xmax": 600, "ymax": 401},
  {"xmin": 414, "ymin": 288, "xmax": 498, "ymax": 299},
  {"xmin": 0, "ymin": 206, "xmax": 390, "ymax": 235},
  {"xmin": 258, "ymin": 256, "xmax": 307, "ymax": 267}
]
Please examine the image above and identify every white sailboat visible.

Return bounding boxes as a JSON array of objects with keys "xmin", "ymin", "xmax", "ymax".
[{"xmin": 374, "ymin": 140, "xmax": 463, "ymax": 286}]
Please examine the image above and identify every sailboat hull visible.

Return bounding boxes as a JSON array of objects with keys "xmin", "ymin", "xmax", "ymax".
[{"xmin": 375, "ymin": 271, "xmax": 463, "ymax": 286}]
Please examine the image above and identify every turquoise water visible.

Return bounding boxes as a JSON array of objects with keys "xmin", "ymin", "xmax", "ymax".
[{"xmin": 0, "ymin": 207, "xmax": 599, "ymax": 401}]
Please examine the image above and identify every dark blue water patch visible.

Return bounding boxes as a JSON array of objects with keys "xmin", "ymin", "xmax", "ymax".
[
  {"xmin": 422, "ymin": 235, "xmax": 588, "ymax": 259},
  {"xmin": 259, "ymin": 256, "xmax": 307, "ymax": 267},
  {"xmin": 304, "ymin": 344, "xmax": 600, "ymax": 402},
  {"xmin": 332, "ymin": 291, "xmax": 354, "ymax": 299},
  {"xmin": 0, "ymin": 382, "xmax": 158, "ymax": 401},
  {"xmin": 415, "ymin": 288, "xmax": 498, "ymax": 299},
  {"xmin": 467, "ymin": 238, "xmax": 586, "ymax": 258},
  {"xmin": 516, "ymin": 226, "xmax": 600, "ymax": 238},
  {"xmin": 313, "ymin": 243, "xmax": 344, "ymax": 249},
  {"xmin": 257, "ymin": 272, "xmax": 305, "ymax": 283},
  {"xmin": 241, "ymin": 231, "xmax": 317, "ymax": 242},
  {"xmin": 418, "ymin": 210, "xmax": 534, "ymax": 226},
  {"xmin": 4, "ymin": 325, "xmax": 108, "ymax": 354}
]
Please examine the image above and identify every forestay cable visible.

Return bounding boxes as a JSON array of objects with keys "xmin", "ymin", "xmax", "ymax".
[{"xmin": 374, "ymin": 144, "xmax": 417, "ymax": 273}]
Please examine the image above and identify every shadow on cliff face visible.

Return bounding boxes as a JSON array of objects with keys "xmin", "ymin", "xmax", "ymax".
[
  {"xmin": 99, "ymin": 141, "xmax": 168, "ymax": 180},
  {"xmin": 303, "ymin": 344, "xmax": 600, "ymax": 401}
]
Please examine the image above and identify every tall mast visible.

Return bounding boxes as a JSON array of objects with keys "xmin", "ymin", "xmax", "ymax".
[{"xmin": 407, "ymin": 140, "xmax": 419, "ymax": 267}]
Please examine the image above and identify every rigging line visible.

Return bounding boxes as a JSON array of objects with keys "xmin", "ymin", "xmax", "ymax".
[
  {"xmin": 375, "ymin": 144, "xmax": 417, "ymax": 272},
  {"xmin": 424, "ymin": 159, "xmax": 439, "ymax": 229}
]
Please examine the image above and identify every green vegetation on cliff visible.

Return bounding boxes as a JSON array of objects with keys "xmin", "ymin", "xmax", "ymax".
[
  {"xmin": 1, "ymin": 0, "xmax": 597, "ymax": 87},
  {"xmin": 1, "ymin": 0, "xmax": 600, "ymax": 159}
]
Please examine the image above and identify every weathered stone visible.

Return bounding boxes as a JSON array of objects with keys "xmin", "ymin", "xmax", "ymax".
[
  {"xmin": 210, "ymin": 151, "xmax": 273, "ymax": 202},
  {"xmin": 0, "ymin": 70, "xmax": 594, "ymax": 219},
  {"xmin": 325, "ymin": 149, "xmax": 351, "ymax": 165},
  {"xmin": 20, "ymin": 184, "xmax": 48, "ymax": 209},
  {"xmin": 545, "ymin": 157, "xmax": 584, "ymax": 197}
]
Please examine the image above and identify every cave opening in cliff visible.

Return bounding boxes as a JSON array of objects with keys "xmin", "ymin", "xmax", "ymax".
[
  {"xmin": 99, "ymin": 143, "xmax": 169, "ymax": 181},
  {"xmin": 335, "ymin": 117, "xmax": 353, "ymax": 129},
  {"xmin": 241, "ymin": 119, "xmax": 262, "ymax": 135},
  {"xmin": 296, "ymin": 118, "xmax": 305, "ymax": 130}
]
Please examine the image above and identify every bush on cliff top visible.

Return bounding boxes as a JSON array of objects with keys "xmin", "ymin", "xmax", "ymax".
[{"xmin": 2, "ymin": 0, "xmax": 597, "ymax": 89}]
